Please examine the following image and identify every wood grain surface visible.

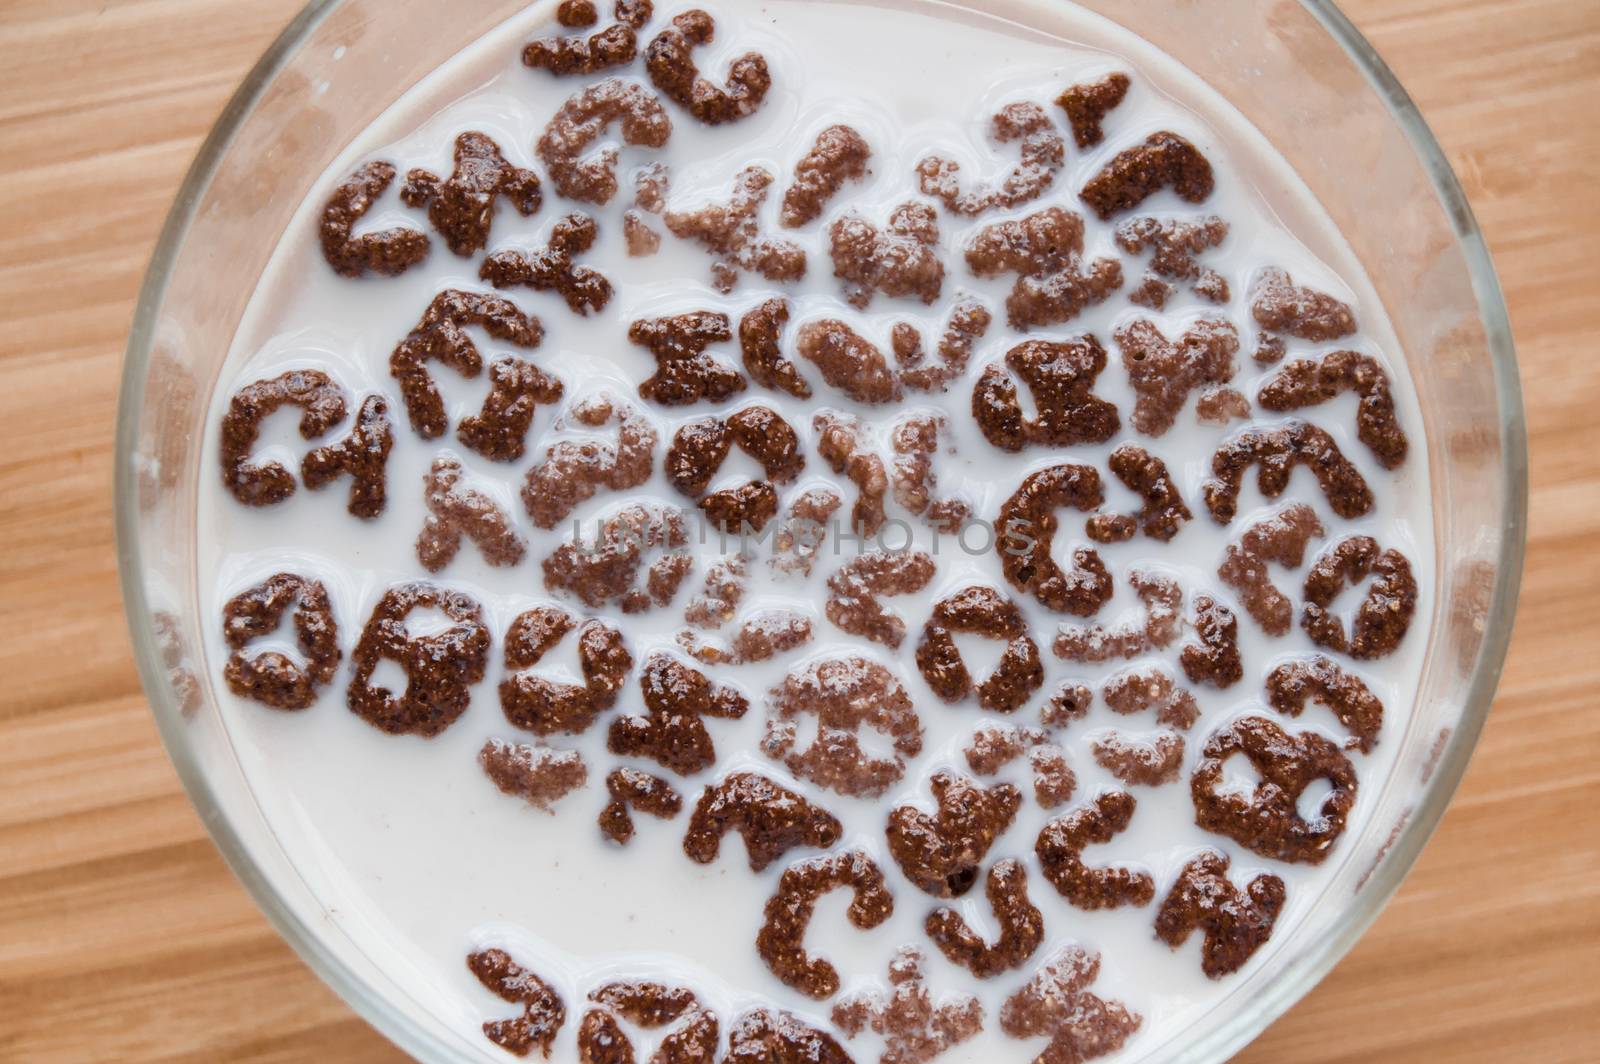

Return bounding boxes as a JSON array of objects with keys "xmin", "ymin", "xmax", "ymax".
[{"xmin": 1, "ymin": 0, "xmax": 1595, "ymax": 1060}]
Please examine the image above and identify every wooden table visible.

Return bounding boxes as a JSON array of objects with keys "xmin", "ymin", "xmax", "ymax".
[{"xmin": 1, "ymin": 0, "xmax": 1595, "ymax": 1060}]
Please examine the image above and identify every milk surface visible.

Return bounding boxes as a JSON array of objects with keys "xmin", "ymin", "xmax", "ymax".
[{"xmin": 195, "ymin": 1, "xmax": 1436, "ymax": 1059}]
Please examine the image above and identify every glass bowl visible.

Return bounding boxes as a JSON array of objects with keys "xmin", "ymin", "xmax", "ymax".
[{"xmin": 115, "ymin": 0, "xmax": 1526, "ymax": 1059}]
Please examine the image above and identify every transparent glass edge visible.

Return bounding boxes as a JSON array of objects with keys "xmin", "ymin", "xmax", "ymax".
[
  {"xmin": 1189, "ymin": 1, "xmax": 1530, "ymax": 1059},
  {"xmin": 113, "ymin": 2, "xmax": 463, "ymax": 1060},
  {"xmin": 109, "ymin": 0, "xmax": 1531, "ymax": 1061}
]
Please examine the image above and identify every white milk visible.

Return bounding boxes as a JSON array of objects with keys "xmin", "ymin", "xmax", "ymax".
[{"xmin": 195, "ymin": 0, "xmax": 1435, "ymax": 1059}]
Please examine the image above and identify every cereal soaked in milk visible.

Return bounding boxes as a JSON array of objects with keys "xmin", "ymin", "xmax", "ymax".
[{"xmin": 198, "ymin": 0, "xmax": 1434, "ymax": 1059}]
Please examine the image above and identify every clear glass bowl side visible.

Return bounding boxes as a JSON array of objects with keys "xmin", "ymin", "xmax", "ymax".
[
  {"xmin": 115, "ymin": 1, "xmax": 1525, "ymax": 1060},
  {"xmin": 116, "ymin": 3, "xmax": 530, "ymax": 1058},
  {"xmin": 1060, "ymin": 0, "xmax": 1525, "ymax": 1058}
]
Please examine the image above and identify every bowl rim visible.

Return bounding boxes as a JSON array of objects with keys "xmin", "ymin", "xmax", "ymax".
[{"xmin": 113, "ymin": 0, "xmax": 1528, "ymax": 1059}]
